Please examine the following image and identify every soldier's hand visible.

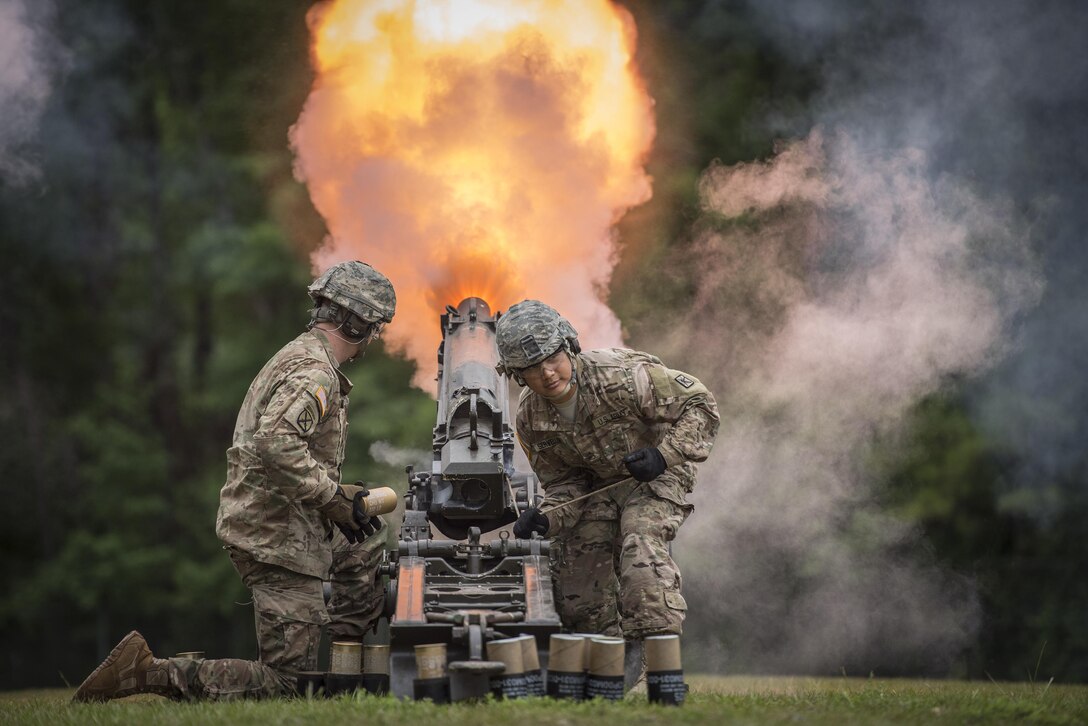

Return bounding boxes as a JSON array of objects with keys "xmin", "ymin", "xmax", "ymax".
[
  {"xmin": 350, "ymin": 483, "xmax": 384, "ymax": 539},
  {"xmin": 513, "ymin": 507, "xmax": 549, "ymax": 539},
  {"xmin": 622, "ymin": 447, "xmax": 667, "ymax": 482},
  {"xmin": 322, "ymin": 484, "xmax": 384, "ymax": 542},
  {"xmin": 319, "ymin": 484, "xmax": 365, "ymax": 525},
  {"xmin": 334, "ymin": 521, "xmax": 362, "ymax": 544}
]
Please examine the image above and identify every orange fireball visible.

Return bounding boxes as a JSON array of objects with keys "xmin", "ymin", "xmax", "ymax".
[{"xmin": 291, "ymin": 0, "xmax": 655, "ymax": 388}]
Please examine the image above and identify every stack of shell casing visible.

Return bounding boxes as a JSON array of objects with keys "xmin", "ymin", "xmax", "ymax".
[
  {"xmin": 487, "ymin": 637, "xmax": 528, "ymax": 698},
  {"xmin": 295, "ymin": 642, "xmax": 390, "ymax": 698}
]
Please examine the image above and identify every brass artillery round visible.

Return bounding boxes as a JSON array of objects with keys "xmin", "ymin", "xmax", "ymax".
[
  {"xmin": 415, "ymin": 643, "xmax": 448, "ymax": 680},
  {"xmin": 330, "ymin": 641, "xmax": 362, "ymax": 674},
  {"xmin": 588, "ymin": 637, "xmax": 625, "ymax": 677},
  {"xmin": 364, "ymin": 644, "xmax": 390, "ymax": 675},
  {"xmin": 486, "ymin": 637, "xmax": 525, "ymax": 674},
  {"xmin": 360, "ymin": 486, "xmax": 399, "ymax": 516},
  {"xmin": 548, "ymin": 634, "xmax": 585, "ymax": 673},
  {"xmin": 645, "ymin": 634, "xmax": 682, "ymax": 672}
]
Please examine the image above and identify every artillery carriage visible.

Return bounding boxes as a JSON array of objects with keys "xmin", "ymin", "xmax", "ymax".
[{"xmin": 379, "ymin": 297, "xmax": 562, "ymax": 699}]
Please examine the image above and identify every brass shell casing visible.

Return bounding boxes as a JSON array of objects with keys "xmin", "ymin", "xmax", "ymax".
[
  {"xmin": 330, "ymin": 641, "xmax": 362, "ymax": 674},
  {"xmin": 486, "ymin": 637, "xmax": 525, "ymax": 675},
  {"xmin": 517, "ymin": 635, "xmax": 540, "ymax": 671},
  {"xmin": 645, "ymin": 634, "xmax": 682, "ymax": 672},
  {"xmin": 572, "ymin": 633, "xmax": 598, "ymax": 670},
  {"xmin": 414, "ymin": 643, "xmax": 448, "ymax": 679},
  {"xmin": 360, "ymin": 486, "xmax": 399, "ymax": 516},
  {"xmin": 364, "ymin": 645, "xmax": 390, "ymax": 675},
  {"xmin": 588, "ymin": 637, "xmax": 625, "ymax": 677},
  {"xmin": 547, "ymin": 634, "xmax": 586, "ymax": 673}
]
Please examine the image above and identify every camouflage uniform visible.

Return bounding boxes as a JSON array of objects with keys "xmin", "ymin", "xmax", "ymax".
[
  {"xmin": 155, "ymin": 329, "xmax": 386, "ymax": 700},
  {"xmin": 72, "ymin": 262, "xmax": 395, "ymax": 704},
  {"xmin": 516, "ymin": 348, "xmax": 719, "ymax": 639}
]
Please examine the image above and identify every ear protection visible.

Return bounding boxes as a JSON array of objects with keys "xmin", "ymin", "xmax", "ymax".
[{"xmin": 310, "ymin": 301, "xmax": 380, "ymax": 343}]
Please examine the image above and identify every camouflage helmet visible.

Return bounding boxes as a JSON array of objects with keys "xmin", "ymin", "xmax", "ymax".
[
  {"xmin": 495, "ymin": 300, "xmax": 580, "ymax": 374},
  {"xmin": 307, "ymin": 261, "xmax": 396, "ymax": 325}
]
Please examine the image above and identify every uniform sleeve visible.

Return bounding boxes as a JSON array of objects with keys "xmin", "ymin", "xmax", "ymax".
[
  {"xmin": 632, "ymin": 361, "xmax": 720, "ymax": 469},
  {"xmin": 515, "ymin": 405, "xmax": 590, "ymax": 535},
  {"xmin": 251, "ymin": 365, "xmax": 340, "ymax": 506}
]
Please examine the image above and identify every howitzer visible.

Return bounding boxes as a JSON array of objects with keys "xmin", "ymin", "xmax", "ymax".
[{"xmin": 381, "ymin": 297, "xmax": 561, "ymax": 699}]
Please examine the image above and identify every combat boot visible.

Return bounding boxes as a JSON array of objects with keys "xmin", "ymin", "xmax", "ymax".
[{"xmin": 72, "ymin": 630, "xmax": 181, "ymax": 702}]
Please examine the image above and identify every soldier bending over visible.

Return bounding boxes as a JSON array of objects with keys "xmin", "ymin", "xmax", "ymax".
[{"xmin": 497, "ymin": 301, "xmax": 718, "ymax": 658}]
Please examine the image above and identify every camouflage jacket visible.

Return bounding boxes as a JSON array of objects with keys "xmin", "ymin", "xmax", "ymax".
[
  {"xmin": 515, "ymin": 348, "xmax": 720, "ymax": 533},
  {"xmin": 216, "ymin": 330, "xmax": 351, "ymax": 578}
]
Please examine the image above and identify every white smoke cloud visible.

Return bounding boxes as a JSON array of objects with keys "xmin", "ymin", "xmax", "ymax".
[
  {"xmin": 654, "ymin": 130, "xmax": 1040, "ymax": 673},
  {"xmin": 0, "ymin": 0, "xmax": 56, "ymax": 185},
  {"xmin": 369, "ymin": 440, "xmax": 430, "ymax": 471}
]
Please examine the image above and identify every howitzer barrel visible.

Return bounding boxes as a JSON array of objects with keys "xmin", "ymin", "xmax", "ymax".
[{"xmin": 425, "ymin": 297, "xmax": 517, "ymax": 538}]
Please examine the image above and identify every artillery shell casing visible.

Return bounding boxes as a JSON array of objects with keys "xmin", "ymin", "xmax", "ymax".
[
  {"xmin": 645, "ymin": 635, "xmax": 686, "ymax": 706},
  {"xmin": 364, "ymin": 644, "xmax": 390, "ymax": 675},
  {"xmin": 415, "ymin": 643, "xmax": 448, "ymax": 679},
  {"xmin": 517, "ymin": 635, "xmax": 544, "ymax": 696},
  {"xmin": 548, "ymin": 634, "xmax": 586, "ymax": 673},
  {"xmin": 330, "ymin": 641, "xmax": 362, "ymax": 674},
  {"xmin": 361, "ymin": 486, "xmax": 399, "ymax": 516},
  {"xmin": 586, "ymin": 637, "xmax": 625, "ymax": 701},
  {"xmin": 588, "ymin": 637, "xmax": 625, "ymax": 677},
  {"xmin": 486, "ymin": 637, "xmax": 525, "ymax": 674},
  {"xmin": 572, "ymin": 633, "xmax": 599, "ymax": 670},
  {"xmin": 487, "ymin": 637, "xmax": 527, "ymax": 699},
  {"xmin": 546, "ymin": 634, "xmax": 586, "ymax": 700},
  {"xmin": 645, "ymin": 634, "xmax": 682, "ymax": 672},
  {"xmin": 362, "ymin": 644, "xmax": 391, "ymax": 698}
]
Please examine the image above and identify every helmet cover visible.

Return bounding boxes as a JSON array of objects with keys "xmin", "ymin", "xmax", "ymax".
[
  {"xmin": 495, "ymin": 300, "xmax": 579, "ymax": 374},
  {"xmin": 307, "ymin": 261, "xmax": 396, "ymax": 324}
]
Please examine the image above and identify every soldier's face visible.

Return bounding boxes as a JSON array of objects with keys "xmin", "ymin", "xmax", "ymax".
[{"xmin": 522, "ymin": 350, "xmax": 574, "ymax": 399}]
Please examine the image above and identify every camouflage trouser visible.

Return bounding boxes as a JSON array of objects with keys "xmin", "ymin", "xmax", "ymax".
[
  {"xmin": 553, "ymin": 469, "xmax": 694, "ymax": 639},
  {"xmin": 163, "ymin": 553, "xmax": 329, "ymax": 700},
  {"xmin": 327, "ymin": 526, "xmax": 388, "ymax": 642},
  {"xmin": 161, "ymin": 535, "xmax": 387, "ymax": 701}
]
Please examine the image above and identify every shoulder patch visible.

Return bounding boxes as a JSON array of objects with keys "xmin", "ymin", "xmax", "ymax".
[
  {"xmin": 296, "ymin": 407, "xmax": 315, "ymax": 434},
  {"xmin": 313, "ymin": 385, "xmax": 329, "ymax": 417},
  {"xmin": 675, "ymin": 374, "xmax": 695, "ymax": 389}
]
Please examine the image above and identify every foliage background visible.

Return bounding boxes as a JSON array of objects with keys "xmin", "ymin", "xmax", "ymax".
[{"xmin": 0, "ymin": 0, "xmax": 1084, "ymax": 688}]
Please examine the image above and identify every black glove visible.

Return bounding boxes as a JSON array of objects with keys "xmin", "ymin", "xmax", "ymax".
[
  {"xmin": 334, "ymin": 521, "xmax": 362, "ymax": 544},
  {"xmin": 351, "ymin": 486, "xmax": 384, "ymax": 539},
  {"xmin": 327, "ymin": 484, "xmax": 383, "ymax": 544},
  {"xmin": 513, "ymin": 507, "xmax": 549, "ymax": 539},
  {"xmin": 622, "ymin": 447, "xmax": 667, "ymax": 482}
]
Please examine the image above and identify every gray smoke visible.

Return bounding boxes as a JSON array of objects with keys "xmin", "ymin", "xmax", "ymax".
[
  {"xmin": 369, "ymin": 440, "xmax": 430, "ymax": 471},
  {"xmin": 0, "ymin": 0, "xmax": 59, "ymax": 185},
  {"xmin": 636, "ymin": 0, "xmax": 1081, "ymax": 674}
]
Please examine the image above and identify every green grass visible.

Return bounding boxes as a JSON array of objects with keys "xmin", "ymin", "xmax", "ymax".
[{"xmin": 3, "ymin": 676, "xmax": 1086, "ymax": 725}]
